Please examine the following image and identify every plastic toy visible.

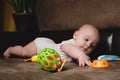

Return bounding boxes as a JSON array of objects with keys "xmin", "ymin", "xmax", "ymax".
[
  {"xmin": 98, "ymin": 55, "xmax": 120, "ymax": 61},
  {"xmin": 92, "ymin": 60, "xmax": 110, "ymax": 68},
  {"xmin": 24, "ymin": 55, "xmax": 38, "ymax": 63},
  {"xmin": 37, "ymin": 48, "xmax": 66, "ymax": 72},
  {"xmin": 57, "ymin": 59, "xmax": 66, "ymax": 72}
]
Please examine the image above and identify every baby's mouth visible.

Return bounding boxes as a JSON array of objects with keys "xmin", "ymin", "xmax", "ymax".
[{"xmin": 81, "ymin": 48, "xmax": 85, "ymax": 52}]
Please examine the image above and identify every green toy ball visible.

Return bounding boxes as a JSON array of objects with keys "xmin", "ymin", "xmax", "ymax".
[{"xmin": 37, "ymin": 48, "xmax": 62, "ymax": 71}]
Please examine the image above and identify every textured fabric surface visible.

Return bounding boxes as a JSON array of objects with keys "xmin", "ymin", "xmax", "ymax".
[{"xmin": 0, "ymin": 58, "xmax": 120, "ymax": 80}]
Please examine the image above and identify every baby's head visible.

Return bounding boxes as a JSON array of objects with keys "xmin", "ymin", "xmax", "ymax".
[{"xmin": 73, "ymin": 24, "xmax": 100, "ymax": 54}]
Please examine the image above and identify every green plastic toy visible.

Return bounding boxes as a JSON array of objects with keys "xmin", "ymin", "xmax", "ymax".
[{"xmin": 37, "ymin": 48, "xmax": 66, "ymax": 72}]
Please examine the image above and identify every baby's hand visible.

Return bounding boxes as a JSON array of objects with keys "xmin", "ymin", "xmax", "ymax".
[{"xmin": 78, "ymin": 54, "xmax": 92, "ymax": 67}]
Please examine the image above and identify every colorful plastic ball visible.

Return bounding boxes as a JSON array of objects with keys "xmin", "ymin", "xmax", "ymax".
[{"xmin": 37, "ymin": 48, "xmax": 62, "ymax": 71}]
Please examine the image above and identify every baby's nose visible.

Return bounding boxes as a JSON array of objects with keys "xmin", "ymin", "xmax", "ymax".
[{"xmin": 86, "ymin": 42, "xmax": 91, "ymax": 47}]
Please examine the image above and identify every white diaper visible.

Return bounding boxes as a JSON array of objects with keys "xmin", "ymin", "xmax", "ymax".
[
  {"xmin": 34, "ymin": 37, "xmax": 56, "ymax": 53},
  {"xmin": 34, "ymin": 37, "xmax": 72, "ymax": 62}
]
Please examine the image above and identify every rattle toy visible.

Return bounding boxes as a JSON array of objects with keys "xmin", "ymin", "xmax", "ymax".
[
  {"xmin": 25, "ymin": 48, "xmax": 66, "ymax": 72},
  {"xmin": 92, "ymin": 54, "xmax": 120, "ymax": 68},
  {"xmin": 92, "ymin": 60, "xmax": 110, "ymax": 68},
  {"xmin": 98, "ymin": 55, "xmax": 120, "ymax": 61},
  {"xmin": 37, "ymin": 48, "xmax": 66, "ymax": 72}
]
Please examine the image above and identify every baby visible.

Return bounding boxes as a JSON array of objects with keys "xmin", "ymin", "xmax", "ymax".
[{"xmin": 3, "ymin": 24, "xmax": 100, "ymax": 67}]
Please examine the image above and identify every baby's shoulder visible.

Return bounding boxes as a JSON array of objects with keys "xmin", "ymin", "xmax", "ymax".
[{"xmin": 60, "ymin": 39, "xmax": 74, "ymax": 45}]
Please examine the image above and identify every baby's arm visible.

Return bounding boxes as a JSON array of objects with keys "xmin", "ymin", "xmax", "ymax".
[{"xmin": 61, "ymin": 44, "xmax": 91, "ymax": 67}]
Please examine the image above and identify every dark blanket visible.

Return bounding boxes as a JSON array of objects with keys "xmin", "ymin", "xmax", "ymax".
[{"xmin": 1, "ymin": 29, "xmax": 119, "ymax": 59}]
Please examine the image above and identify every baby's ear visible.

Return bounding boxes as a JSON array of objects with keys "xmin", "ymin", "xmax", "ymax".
[{"xmin": 73, "ymin": 31, "xmax": 79, "ymax": 40}]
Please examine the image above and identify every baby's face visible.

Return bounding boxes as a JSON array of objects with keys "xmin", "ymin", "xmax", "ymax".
[{"xmin": 73, "ymin": 25, "xmax": 99, "ymax": 54}]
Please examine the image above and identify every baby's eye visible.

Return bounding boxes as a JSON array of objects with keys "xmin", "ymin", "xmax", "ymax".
[
  {"xmin": 91, "ymin": 45, "xmax": 96, "ymax": 48},
  {"xmin": 85, "ymin": 38, "xmax": 89, "ymax": 41}
]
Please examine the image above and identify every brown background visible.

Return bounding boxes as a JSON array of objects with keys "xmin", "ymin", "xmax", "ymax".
[
  {"xmin": 2, "ymin": 0, "xmax": 120, "ymax": 31},
  {"xmin": 35, "ymin": 0, "xmax": 120, "ymax": 31}
]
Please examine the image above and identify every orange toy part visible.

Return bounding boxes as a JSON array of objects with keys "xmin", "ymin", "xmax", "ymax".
[
  {"xmin": 92, "ymin": 60, "xmax": 110, "ymax": 68},
  {"xmin": 57, "ymin": 59, "xmax": 66, "ymax": 72},
  {"xmin": 117, "ymin": 58, "xmax": 120, "ymax": 60}
]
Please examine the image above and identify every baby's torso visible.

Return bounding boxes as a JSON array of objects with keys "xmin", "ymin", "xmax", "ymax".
[{"xmin": 34, "ymin": 37, "xmax": 75, "ymax": 62}]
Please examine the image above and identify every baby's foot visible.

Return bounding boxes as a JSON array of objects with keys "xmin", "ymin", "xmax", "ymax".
[{"xmin": 3, "ymin": 47, "xmax": 11, "ymax": 59}]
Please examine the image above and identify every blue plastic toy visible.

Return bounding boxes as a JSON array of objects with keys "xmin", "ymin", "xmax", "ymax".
[{"xmin": 98, "ymin": 55, "xmax": 120, "ymax": 60}]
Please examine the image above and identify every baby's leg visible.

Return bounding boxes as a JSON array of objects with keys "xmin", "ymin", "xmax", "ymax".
[
  {"xmin": 3, "ymin": 41, "xmax": 37, "ymax": 58},
  {"xmin": 3, "ymin": 47, "xmax": 13, "ymax": 58}
]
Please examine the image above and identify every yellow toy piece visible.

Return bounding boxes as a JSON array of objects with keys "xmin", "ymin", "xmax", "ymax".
[
  {"xmin": 24, "ymin": 55, "xmax": 38, "ymax": 62},
  {"xmin": 92, "ymin": 60, "xmax": 110, "ymax": 68}
]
